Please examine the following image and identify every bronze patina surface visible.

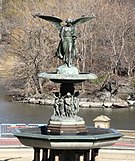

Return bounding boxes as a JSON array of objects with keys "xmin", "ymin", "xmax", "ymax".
[
  {"xmin": 13, "ymin": 14, "xmax": 122, "ymax": 161},
  {"xmin": 33, "ymin": 14, "xmax": 95, "ymax": 67}
]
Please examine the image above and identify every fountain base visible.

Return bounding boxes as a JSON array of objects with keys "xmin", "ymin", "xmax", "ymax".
[{"xmin": 14, "ymin": 125, "xmax": 122, "ymax": 161}]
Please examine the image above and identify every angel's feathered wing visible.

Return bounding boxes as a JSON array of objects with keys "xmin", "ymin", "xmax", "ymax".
[
  {"xmin": 71, "ymin": 16, "xmax": 95, "ymax": 27},
  {"xmin": 33, "ymin": 14, "xmax": 63, "ymax": 31}
]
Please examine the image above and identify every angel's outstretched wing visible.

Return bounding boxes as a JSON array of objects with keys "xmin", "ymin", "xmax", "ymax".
[
  {"xmin": 71, "ymin": 16, "xmax": 95, "ymax": 27},
  {"xmin": 33, "ymin": 14, "xmax": 63, "ymax": 31}
]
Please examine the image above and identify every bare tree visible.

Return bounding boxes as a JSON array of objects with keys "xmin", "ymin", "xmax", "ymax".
[{"xmin": 1, "ymin": 0, "xmax": 135, "ymax": 96}]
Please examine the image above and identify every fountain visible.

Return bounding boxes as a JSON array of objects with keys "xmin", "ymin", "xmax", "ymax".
[{"xmin": 14, "ymin": 14, "xmax": 122, "ymax": 161}]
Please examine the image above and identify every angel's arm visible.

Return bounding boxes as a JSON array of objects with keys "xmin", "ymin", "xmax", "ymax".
[
  {"xmin": 72, "ymin": 26, "xmax": 77, "ymax": 40},
  {"xmin": 33, "ymin": 14, "xmax": 63, "ymax": 31},
  {"xmin": 60, "ymin": 27, "xmax": 64, "ymax": 41}
]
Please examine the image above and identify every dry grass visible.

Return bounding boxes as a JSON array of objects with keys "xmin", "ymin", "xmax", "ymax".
[{"xmin": 0, "ymin": 53, "xmax": 19, "ymax": 78}]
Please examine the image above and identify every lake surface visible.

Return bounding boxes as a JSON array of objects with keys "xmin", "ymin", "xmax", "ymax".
[{"xmin": 0, "ymin": 94, "xmax": 135, "ymax": 130}]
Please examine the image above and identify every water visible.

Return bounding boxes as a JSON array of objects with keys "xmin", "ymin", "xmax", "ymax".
[
  {"xmin": 0, "ymin": 94, "xmax": 135, "ymax": 130},
  {"xmin": 79, "ymin": 108, "xmax": 135, "ymax": 130}
]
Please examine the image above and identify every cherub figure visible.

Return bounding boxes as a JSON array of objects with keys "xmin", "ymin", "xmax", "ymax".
[
  {"xmin": 53, "ymin": 92, "xmax": 60, "ymax": 116},
  {"xmin": 73, "ymin": 91, "xmax": 80, "ymax": 115},
  {"xmin": 64, "ymin": 92, "xmax": 72, "ymax": 117}
]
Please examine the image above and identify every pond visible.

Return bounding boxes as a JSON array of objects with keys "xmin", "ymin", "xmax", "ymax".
[{"xmin": 0, "ymin": 93, "xmax": 134, "ymax": 130}]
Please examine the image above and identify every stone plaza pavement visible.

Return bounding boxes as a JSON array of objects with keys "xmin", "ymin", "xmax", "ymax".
[
  {"xmin": 0, "ymin": 138, "xmax": 135, "ymax": 161},
  {"xmin": 0, "ymin": 148, "xmax": 33, "ymax": 161}
]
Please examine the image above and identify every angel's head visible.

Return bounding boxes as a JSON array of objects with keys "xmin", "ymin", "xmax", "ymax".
[{"xmin": 65, "ymin": 19, "xmax": 73, "ymax": 26}]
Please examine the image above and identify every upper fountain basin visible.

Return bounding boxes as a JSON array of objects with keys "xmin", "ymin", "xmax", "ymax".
[
  {"xmin": 38, "ymin": 72, "xmax": 97, "ymax": 83},
  {"xmin": 38, "ymin": 65, "xmax": 97, "ymax": 83}
]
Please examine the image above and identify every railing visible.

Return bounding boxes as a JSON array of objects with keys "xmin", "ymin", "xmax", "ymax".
[{"xmin": 0, "ymin": 124, "xmax": 45, "ymax": 138}]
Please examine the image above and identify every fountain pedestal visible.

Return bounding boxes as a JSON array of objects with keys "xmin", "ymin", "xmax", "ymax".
[
  {"xmin": 14, "ymin": 125, "xmax": 121, "ymax": 161},
  {"xmin": 47, "ymin": 120, "xmax": 87, "ymax": 134},
  {"xmin": 33, "ymin": 148, "xmax": 98, "ymax": 161}
]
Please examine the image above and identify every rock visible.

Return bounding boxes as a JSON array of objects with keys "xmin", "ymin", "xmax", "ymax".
[
  {"xmin": 79, "ymin": 102, "xmax": 90, "ymax": 108},
  {"xmin": 89, "ymin": 102, "xmax": 103, "ymax": 108},
  {"xmin": 44, "ymin": 99, "xmax": 53, "ymax": 105},
  {"xmin": 103, "ymin": 102, "xmax": 113, "ymax": 108},
  {"xmin": 118, "ymin": 84, "xmax": 134, "ymax": 100},
  {"xmin": 39, "ymin": 99, "xmax": 46, "ymax": 105},
  {"xmin": 112, "ymin": 98, "xmax": 128, "ymax": 108},
  {"xmin": 29, "ymin": 97, "xmax": 39, "ymax": 104},
  {"xmin": 79, "ymin": 102, "xmax": 103, "ymax": 108},
  {"xmin": 127, "ymin": 100, "xmax": 135, "ymax": 106}
]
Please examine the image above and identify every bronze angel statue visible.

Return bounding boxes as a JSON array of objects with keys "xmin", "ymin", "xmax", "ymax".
[{"xmin": 33, "ymin": 14, "xmax": 95, "ymax": 67}]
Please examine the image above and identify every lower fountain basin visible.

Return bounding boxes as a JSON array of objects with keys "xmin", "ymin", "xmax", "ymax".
[{"xmin": 14, "ymin": 126, "xmax": 122, "ymax": 149}]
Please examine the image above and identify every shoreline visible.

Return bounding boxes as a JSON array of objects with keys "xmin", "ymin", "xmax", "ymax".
[{"xmin": 13, "ymin": 96, "xmax": 135, "ymax": 109}]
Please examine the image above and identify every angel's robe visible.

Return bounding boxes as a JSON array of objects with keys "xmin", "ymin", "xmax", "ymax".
[{"xmin": 56, "ymin": 25, "xmax": 77, "ymax": 67}]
